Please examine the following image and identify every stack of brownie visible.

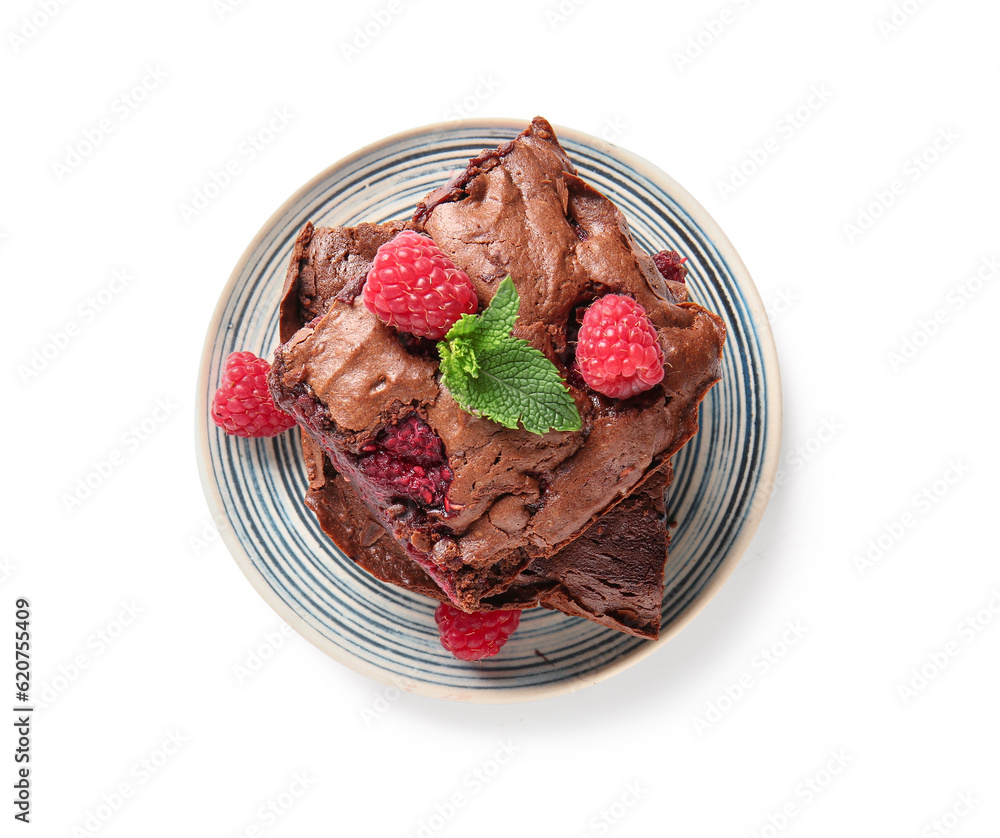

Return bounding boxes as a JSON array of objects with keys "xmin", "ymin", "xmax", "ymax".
[{"xmin": 268, "ymin": 117, "xmax": 725, "ymax": 640}]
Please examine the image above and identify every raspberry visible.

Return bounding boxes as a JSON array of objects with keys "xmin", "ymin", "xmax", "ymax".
[
  {"xmin": 576, "ymin": 295, "xmax": 665, "ymax": 399},
  {"xmin": 371, "ymin": 413, "xmax": 444, "ymax": 466},
  {"xmin": 211, "ymin": 351, "xmax": 297, "ymax": 438},
  {"xmin": 435, "ymin": 603, "xmax": 521, "ymax": 661},
  {"xmin": 362, "ymin": 230, "xmax": 478, "ymax": 339},
  {"xmin": 652, "ymin": 250, "xmax": 688, "ymax": 284},
  {"xmin": 357, "ymin": 414, "xmax": 452, "ymax": 507}
]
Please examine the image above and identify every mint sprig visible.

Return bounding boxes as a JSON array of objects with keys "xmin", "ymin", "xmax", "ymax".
[{"xmin": 437, "ymin": 277, "xmax": 581, "ymax": 435}]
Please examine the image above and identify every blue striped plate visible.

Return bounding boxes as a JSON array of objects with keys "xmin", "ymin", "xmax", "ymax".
[{"xmin": 195, "ymin": 119, "xmax": 782, "ymax": 703}]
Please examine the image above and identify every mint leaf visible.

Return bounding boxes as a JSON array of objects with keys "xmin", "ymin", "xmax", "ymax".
[
  {"xmin": 441, "ymin": 276, "xmax": 519, "ymax": 349},
  {"xmin": 443, "ymin": 311, "xmax": 481, "ymax": 342},
  {"xmin": 475, "ymin": 276, "xmax": 519, "ymax": 348},
  {"xmin": 438, "ymin": 332, "xmax": 479, "ymax": 380},
  {"xmin": 437, "ymin": 277, "xmax": 581, "ymax": 435},
  {"xmin": 451, "ymin": 340, "xmax": 582, "ymax": 434}
]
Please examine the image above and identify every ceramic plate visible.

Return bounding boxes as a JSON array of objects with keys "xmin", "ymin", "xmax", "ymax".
[{"xmin": 195, "ymin": 119, "xmax": 782, "ymax": 703}]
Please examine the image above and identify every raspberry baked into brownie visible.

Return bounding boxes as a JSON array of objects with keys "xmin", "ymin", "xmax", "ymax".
[{"xmin": 217, "ymin": 117, "xmax": 726, "ymax": 657}]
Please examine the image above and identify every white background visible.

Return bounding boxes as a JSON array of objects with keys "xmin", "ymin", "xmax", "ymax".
[{"xmin": 4, "ymin": 0, "xmax": 999, "ymax": 835}]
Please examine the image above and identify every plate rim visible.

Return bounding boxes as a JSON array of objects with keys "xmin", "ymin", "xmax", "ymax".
[{"xmin": 194, "ymin": 117, "xmax": 783, "ymax": 704}]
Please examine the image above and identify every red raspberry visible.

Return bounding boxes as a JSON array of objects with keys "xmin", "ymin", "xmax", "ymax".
[
  {"xmin": 652, "ymin": 250, "xmax": 687, "ymax": 284},
  {"xmin": 211, "ymin": 351, "xmax": 297, "ymax": 438},
  {"xmin": 435, "ymin": 603, "xmax": 521, "ymax": 661},
  {"xmin": 370, "ymin": 413, "xmax": 444, "ymax": 466},
  {"xmin": 362, "ymin": 230, "xmax": 478, "ymax": 340},
  {"xmin": 576, "ymin": 295, "xmax": 665, "ymax": 399},
  {"xmin": 357, "ymin": 415, "xmax": 452, "ymax": 507}
]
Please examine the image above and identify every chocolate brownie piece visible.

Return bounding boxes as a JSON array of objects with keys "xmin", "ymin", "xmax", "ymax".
[
  {"xmin": 280, "ymin": 224, "xmax": 673, "ymax": 636},
  {"xmin": 269, "ymin": 117, "xmax": 725, "ymax": 611},
  {"xmin": 302, "ymin": 432, "xmax": 671, "ymax": 638},
  {"xmin": 278, "ymin": 220, "xmax": 410, "ymax": 344},
  {"xmin": 489, "ymin": 464, "xmax": 673, "ymax": 639},
  {"xmin": 299, "ymin": 433, "xmax": 446, "ymax": 601}
]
